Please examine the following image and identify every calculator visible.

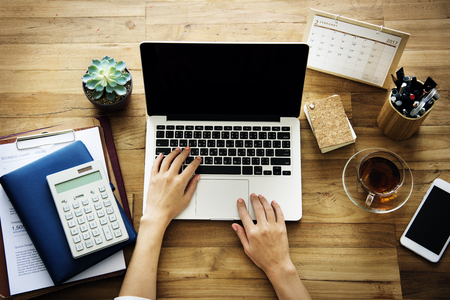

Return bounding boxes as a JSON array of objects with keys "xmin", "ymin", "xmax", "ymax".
[{"xmin": 47, "ymin": 160, "xmax": 129, "ymax": 259}]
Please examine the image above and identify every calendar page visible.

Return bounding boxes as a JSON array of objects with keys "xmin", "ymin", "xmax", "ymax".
[{"xmin": 304, "ymin": 10, "xmax": 409, "ymax": 89}]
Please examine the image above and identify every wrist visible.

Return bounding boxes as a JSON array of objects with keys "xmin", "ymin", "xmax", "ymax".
[{"xmin": 265, "ymin": 260, "xmax": 297, "ymax": 282}]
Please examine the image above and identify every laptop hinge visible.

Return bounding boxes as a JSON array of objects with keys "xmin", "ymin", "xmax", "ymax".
[{"xmin": 166, "ymin": 114, "xmax": 280, "ymax": 122}]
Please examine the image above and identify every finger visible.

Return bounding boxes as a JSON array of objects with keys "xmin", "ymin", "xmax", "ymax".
[
  {"xmin": 271, "ymin": 200, "xmax": 285, "ymax": 224},
  {"xmin": 160, "ymin": 147, "xmax": 181, "ymax": 172},
  {"xmin": 231, "ymin": 223, "xmax": 249, "ymax": 249},
  {"xmin": 258, "ymin": 194, "xmax": 275, "ymax": 223},
  {"xmin": 151, "ymin": 153, "xmax": 164, "ymax": 176},
  {"xmin": 182, "ymin": 154, "xmax": 202, "ymax": 179},
  {"xmin": 250, "ymin": 193, "xmax": 265, "ymax": 222},
  {"xmin": 169, "ymin": 146, "xmax": 192, "ymax": 174},
  {"xmin": 184, "ymin": 174, "xmax": 201, "ymax": 200},
  {"xmin": 236, "ymin": 198, "xmax": 254, "ymax": 229}
]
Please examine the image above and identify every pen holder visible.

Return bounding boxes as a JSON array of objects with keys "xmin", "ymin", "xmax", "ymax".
[{"xmin": 377, "ymin": 90, "xmax": 434, "ymax": 141}]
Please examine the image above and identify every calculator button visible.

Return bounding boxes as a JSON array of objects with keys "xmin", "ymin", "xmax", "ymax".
[
  {"xmin": 82, "ymin": 232, "xmax": 90, "ymax": 240},
  {"xmin": 84, "ymin": 206, "xmax": 92, "ymax": 214},
  {"xmin": 73, "ymin": 235, "xmax": 81, "ymax": 244},
  {"xmin": 95, "ymin": 237, "xmax": 103, "ymax": 245},
  {"xmin": 99, "ymin": 186, "xmax": 106, "ymax": 192},
  {"xmin": 89, "ymin": 221, "xmax": 97, "ymax": 229},
  {"xmin": 94, "ymin": 203, "xmax": 102, "ymax": 210},
  {"xmin": 111, "ymin": 222, "xmax": 120, "ymax": 230},
  {"xmin": 63, "ymin": 205, "xmax": 70, "ymax": 212},
  {"xmin": 106, "ymin": 207, "xmax": 114, "ymax": 215},
  {"xmin": 86, "ymin": 213, "xmax": 95, "ymax": 222},
  {"xmin": 92, "ymin": 228, "xmax": 100, "ymax": 237},
  {"xmin": 97, "ymin": 210, "xmax": 105, "ymax": 218},
  {"xmin": 75, "ymin": 209, "xmax": 83, "ymax": 217},
  {"xmin": 72, "ymin": 201, "xmax": 80, "ymax": 209},
  {"xmin": 114, "ymin": 229, "xmax": 123, "ymax": 238},
  {"xmin": 101, "ymin": 192, "xmax": 108, "ymax": 199},
  {"xmin": 102, "ymin": 225, "xmax": 113, "ymax": 241},
  {"xmin": 109, "ymin": 214, "xmax": 117, "ymax": 222},
  {"xmin": 75, "ymin": 244, "xmax": 84, "ymax": 252},
  {"xmin": 65, "ymin": 212, "xmax": 73, "ymax": 220},
  {"xmin": 92, "ymin": 195, "xmax": 99, "ymax": 202},
  {"xmin": 80, "ymin": 224, "xmax": 88, "ymax": 232},
  {"xmin": 70, "ymin": 228, "xmax": 78, "ymax": 236},
  {"xmin": 82, "ymin": 199, "xmax": 89, "ymax": 206},
  {"xmin": 68, "ymin": 220, "xmax": 76, "ymax": 228},
  {"xmin": 77, "ymin": 216, "xmax": 86, "ymax": 225},
  {"xmin": 99, "ymin": 217, "xmax": 107, "ymax": 226},
  {"xmin": 103, "ymin": 200, "xmax": 111, "ymax": 207},
  {"xmin": 86, "ymin": 240, "xmax": 94, "ymax": 248}
]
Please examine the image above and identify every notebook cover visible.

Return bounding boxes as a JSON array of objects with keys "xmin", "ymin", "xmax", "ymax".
[
  {"xmin": 0, "ymin": 140, "xmax": 137, "ymax": 285},
  {"xmin": 304, "ymin": 94, "xmax": 356, "ymax": 153}
]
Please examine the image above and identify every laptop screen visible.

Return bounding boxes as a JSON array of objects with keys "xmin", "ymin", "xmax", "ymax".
[{"xmin": 140, "ymin": 42, "xmax": 309, "ymax": 121}]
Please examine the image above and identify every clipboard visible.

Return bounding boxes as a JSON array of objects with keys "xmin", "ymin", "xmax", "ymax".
[
  {"xmin": 0, "ymin": 117, "xmax": 132, "ymax": 300},
  {"xmin": 303, "ymin": 9, "xmax": 409, "ymax": 89}
]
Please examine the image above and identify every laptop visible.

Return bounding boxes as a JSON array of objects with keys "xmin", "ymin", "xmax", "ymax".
[{"xmin": 140, "ymin": 41, "xmax": 309, "ymax": 221}]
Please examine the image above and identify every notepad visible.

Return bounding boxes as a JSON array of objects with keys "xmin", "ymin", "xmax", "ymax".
[
  {"xmin": 304, "ymin": 95, "xmax": 356, "ymax": 153},
  {"xmin": 303, "ymin": 9, "xmax": 409, "ymax": 89}
]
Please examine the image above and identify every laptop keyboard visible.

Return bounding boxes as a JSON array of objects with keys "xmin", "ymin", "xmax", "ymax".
[{"xmin": 155, "ymin": 125, "xmax": 292, "ymax": 176}]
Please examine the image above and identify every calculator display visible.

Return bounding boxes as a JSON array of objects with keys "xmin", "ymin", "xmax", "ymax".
[{"xmin": 55, "ymin": 171, "xmax": 102, "ymax": 194}]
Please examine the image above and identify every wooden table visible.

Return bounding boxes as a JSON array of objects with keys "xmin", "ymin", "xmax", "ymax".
[{"xmin": 1, "ymin": 1, "xmax": 449, "ymax": 299}]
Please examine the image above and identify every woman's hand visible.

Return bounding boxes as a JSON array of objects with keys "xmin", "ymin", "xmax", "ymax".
[
  {"xmin": 232, "ymin": 194, "xmax": 312, "ymax": 300},
  {"xmin": 232, "ymin": 194, "xmax": 291, "ymax": 275},
  {"xmin": 143, "ymin": 146, "xmax": 201, "ymax": 227}
]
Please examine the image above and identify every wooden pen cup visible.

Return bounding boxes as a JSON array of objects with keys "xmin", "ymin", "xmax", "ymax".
[{"xmin": 377, "ymin": 90, "xmax": 434, "ymax": 141}]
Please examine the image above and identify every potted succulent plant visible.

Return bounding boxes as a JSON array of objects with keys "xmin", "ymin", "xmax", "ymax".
[{"xmin": 82, "ymin": 56, "xmax": 132, "ymax": 111}]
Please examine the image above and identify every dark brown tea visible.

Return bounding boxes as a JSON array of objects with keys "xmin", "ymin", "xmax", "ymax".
[{"xmin": 359, "ymin": 157, "xmax": 401, "ymax": 194}]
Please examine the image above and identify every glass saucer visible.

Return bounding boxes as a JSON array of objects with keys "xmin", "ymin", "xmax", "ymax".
[{"xmin": 342, "ymin": 148, "xmax": 413, "ymax": 213}]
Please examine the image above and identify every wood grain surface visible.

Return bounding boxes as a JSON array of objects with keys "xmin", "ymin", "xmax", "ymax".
[{"xmin": 1, "ymin": 0, "xmax": 449, "ymax": 299}]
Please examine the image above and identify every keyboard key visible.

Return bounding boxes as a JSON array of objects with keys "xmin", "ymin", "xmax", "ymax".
[
  {"xmin": 273, "ymin": 166, "xmax": 282, "ymax": 175},
  {"xmin": 277, "ymin": 132, "xmax": 290, "ymax": 139},
  {"xmin": 271, "ymin": 158, "xmax": 291, "ymax": 165},
  {"xmin": 243, "ymin": 166, "xmax": 253, "ymax": 175},
  {"xmin": 195, "ymin": 166, "xmax": 241, "ymax": 174},
  {"xmin": 275, "ymin": 149, "xmax": 291, "ymax": 156}
]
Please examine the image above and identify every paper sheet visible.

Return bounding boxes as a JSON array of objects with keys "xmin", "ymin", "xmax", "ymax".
[
  {"xmin": 306, "ymin": 15, "xmax": 402, "ymax": 87},
  {"xmin": 0, "ymin": 127, "xmax": 126, "ymax": 295}
]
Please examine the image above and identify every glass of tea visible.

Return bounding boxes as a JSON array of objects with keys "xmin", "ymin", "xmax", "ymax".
[
  {"xmin": 357, "ymin": 151, "xmax": 405, "ymax": 208},
  {"xmin": 343, "ymin": 148, "xmax": 413, "ymax": 213}
]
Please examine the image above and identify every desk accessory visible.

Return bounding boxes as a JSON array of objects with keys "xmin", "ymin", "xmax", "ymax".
[
  {"xmin": 304, "ymin": 94, "xmax": 356, "ymax": 153},
  {"xmin": 47, "ymin": 160, "xmax": 130, "ymax": 259},
  {"xmin": 377, "ymin": 68, "xmax": 440, "ymax": 140},
  {"xmin": 303, "ymin": 9, "xmax": 409, "ymax": 89},
  {"xmin": 0, "ymin": 118, "xmax": 133, "ymax": 299},
  {"xmin": 0, "ymin": 141, "xmax": 137, "ymax": 285}
]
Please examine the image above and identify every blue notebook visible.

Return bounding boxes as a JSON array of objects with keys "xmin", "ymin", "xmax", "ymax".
[{"xmin": 0, "ymin": 141, "xmax": 137, "ymax": 285}]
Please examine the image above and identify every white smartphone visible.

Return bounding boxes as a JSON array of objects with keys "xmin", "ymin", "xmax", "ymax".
[{"xmin": 400, "ymin": 178, "xmax": 450, "ymax": 262}]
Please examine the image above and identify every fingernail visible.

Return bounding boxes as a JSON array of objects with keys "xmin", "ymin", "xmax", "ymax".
[
  {"xmin": 232, "ymin": 224, "xmax": 238, "ymax": 232},
  {"xmin": 238, "ymin": 198, "xmax": 244, "ymax": 203},
  {"xmin": 251, "ymin": 193, "xmax": 256, "ymax": 196},
  {"xmin": 258, "ymin": 194, "xmax": 263, "ymax": 199},
  {"xmin": 196, "ymin": 174, "xmax": 201, "ymax": 181}
]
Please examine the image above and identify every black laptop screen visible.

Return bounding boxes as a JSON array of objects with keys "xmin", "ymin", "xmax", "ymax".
[{"xmin": 140, "ymin": 42, "xmax": 309, "ymax": 121}]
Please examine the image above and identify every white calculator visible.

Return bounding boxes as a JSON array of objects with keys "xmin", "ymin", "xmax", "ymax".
[{"xmin": 47, "ymin": 160, "xmax": 129, "ymax": 259}]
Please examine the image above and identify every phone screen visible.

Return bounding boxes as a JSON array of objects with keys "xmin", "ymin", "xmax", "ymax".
[{"xmin": 405, "ymin": 186, "xmax": 450, "ymax": 255}]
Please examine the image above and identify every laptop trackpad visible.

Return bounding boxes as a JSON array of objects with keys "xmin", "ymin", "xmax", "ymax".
[{"xmin": 195, "ymin": 179, "xmax": 249, "ymax": 219}]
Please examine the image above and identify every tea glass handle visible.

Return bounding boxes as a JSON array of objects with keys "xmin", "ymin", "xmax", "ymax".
[{"xmin": 365, "ymin": 192, "xmax": 375, "ymax": 207}]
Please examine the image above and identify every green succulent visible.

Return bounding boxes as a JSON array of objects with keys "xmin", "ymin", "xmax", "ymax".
[{"xmin": 82, "ymin": 56, "xmax": 131, "ymax": 101}]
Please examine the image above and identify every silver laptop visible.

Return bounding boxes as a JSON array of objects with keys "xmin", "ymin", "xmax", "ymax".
[{"xmin": 140, "ymin": 41, "xmax": 309, "ymax": 221}]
